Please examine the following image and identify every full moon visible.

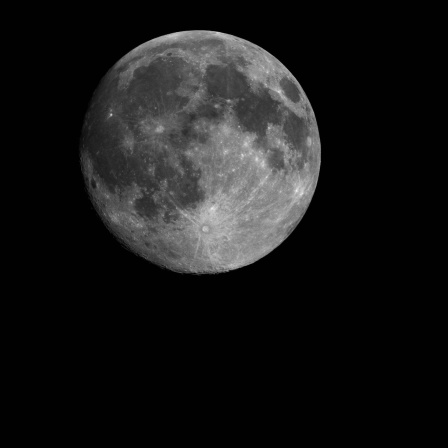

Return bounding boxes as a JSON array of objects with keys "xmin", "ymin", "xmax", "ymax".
[{"xmin": 80, "ymin": 31, "xmax": 320, "ymax": 273}]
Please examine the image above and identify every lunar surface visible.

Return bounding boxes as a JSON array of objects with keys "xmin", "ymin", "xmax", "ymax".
[{"xmin": 80, "ymin": 31, "xmax": 320, "ymax": 273}]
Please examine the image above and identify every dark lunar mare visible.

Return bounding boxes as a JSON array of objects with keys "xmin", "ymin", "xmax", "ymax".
[
  {"xmin": 81, "ymin": 55, "xmax": 208, "ymax": 224},
  {"xmin": 113, "ymin": 37, "xmax": 227, "ymax": 81},
  {"xmin": 202, "ymin": 57, "xmax": 311, "ymax": 173},
  {"xmin": 172, "ymin": 104, "xmax": 222, "ymax": 148},
  {"xmin": 282, "ymin": 111, "xmax": 310, "ymax": 172},
  {"xmin": 279, "ymin": 76, "xmax": 302, "ymax": 103},
  {"xmin": 266, "ymin": 147, "xmax": 286, "ymax": 172},
  {"xmin": 203, "ymin": 60, "xmax": 284, "ymax": 142},
  {"xmin": 121, "ymin": 56, "xmax": 197, "ymax": 117}
]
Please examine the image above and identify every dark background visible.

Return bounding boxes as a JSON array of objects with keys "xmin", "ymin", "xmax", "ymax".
[
  {"xmin": 8, "ymin": 7, "xmax": 415, "ymax": 400},
  {"xmin": 5, "ymin": 9, "xmax": 427, "ymax": 425}
]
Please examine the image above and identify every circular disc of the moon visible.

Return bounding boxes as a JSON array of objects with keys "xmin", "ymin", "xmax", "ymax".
[{"xmin": 80, "ymin": 30, "xmax": 320, "ymax": 273}]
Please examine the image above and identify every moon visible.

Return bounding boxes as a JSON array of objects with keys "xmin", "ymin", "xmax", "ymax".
[{"xmin": 80, "ymin": 31, "xmax": 320, "ymax": 273}]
